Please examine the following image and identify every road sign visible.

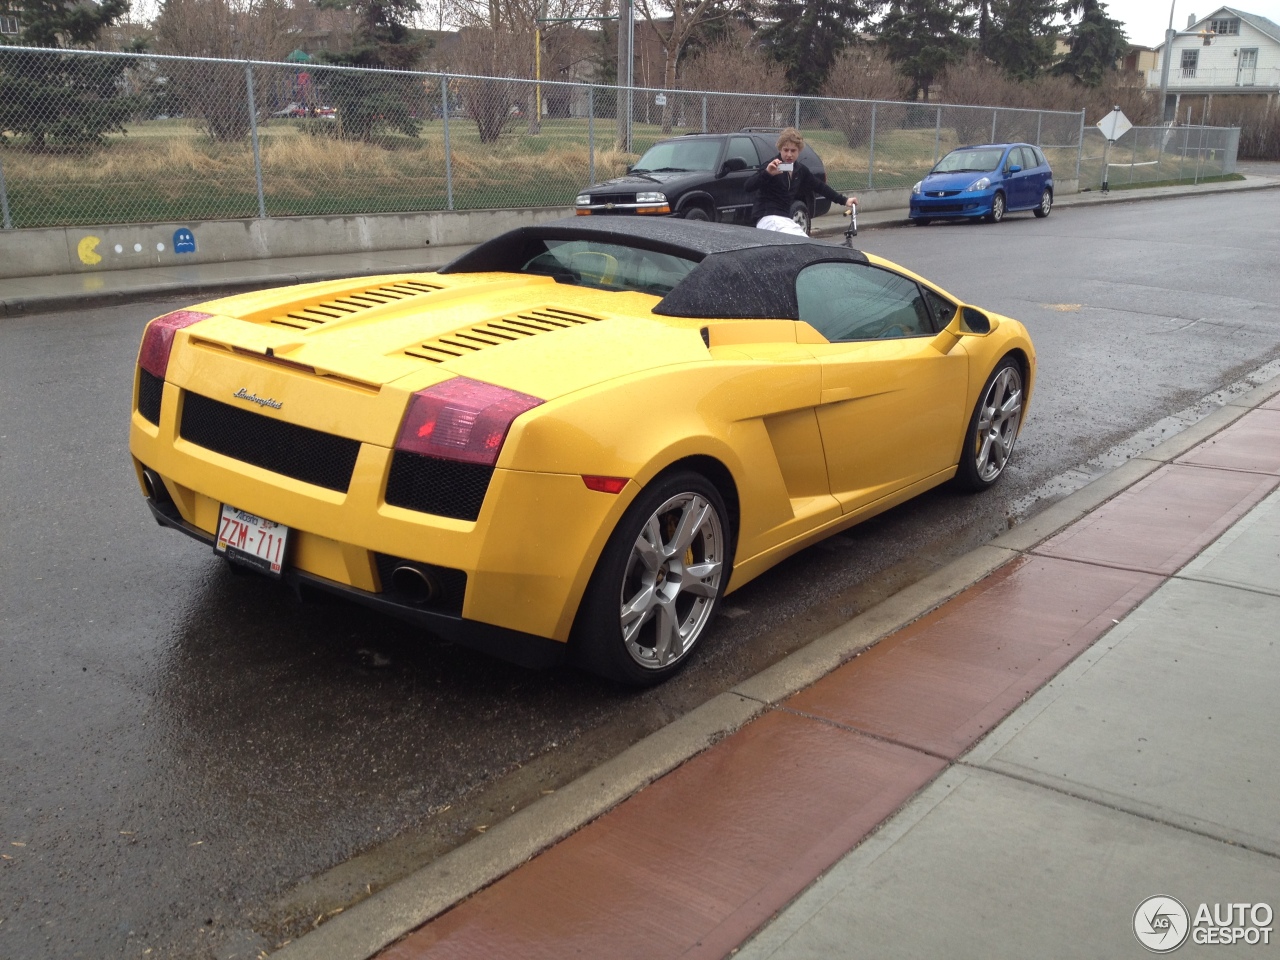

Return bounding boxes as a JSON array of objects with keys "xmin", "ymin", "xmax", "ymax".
[{"xmin": 1097, "ymin": 108, "xmax": 1132, "ymax": 143}]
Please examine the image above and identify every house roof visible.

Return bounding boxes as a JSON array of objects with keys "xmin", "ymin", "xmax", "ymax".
[
  {"xmin": 1154, "ymin": 6, "xmax": 1280, "ymax": 48},
  {"xmin": 1226, "ymin": 6, "xmax": 1280, "ymax": 43}
]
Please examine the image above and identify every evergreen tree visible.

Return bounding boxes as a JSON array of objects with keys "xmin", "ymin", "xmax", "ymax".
[
  {"xmin": 1053, "ymin": 0, "xmax": 1127, "ymax": 86},
  {"xmin": 878, "ymin": 0, "xmax": 975, "ymax": 100},
  {"xmin": 316, "ymin": 0, "xmax": 431, "ymax": 141},
  {"xmin": 758, "ymin": 0, "xmax": 873, "ymax": 96},
  {"xmin": 982, "ymin": 0, "xmax": 1057, "ymax": 80},
  {"xmin": 0, "ymin": 0, "xmax": 135, "ymax": 149}
]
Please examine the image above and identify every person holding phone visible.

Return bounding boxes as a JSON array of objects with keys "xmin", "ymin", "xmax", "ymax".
[{"xmin": 744, "ymin": 127, "xmax": 855, "ymax": 235}]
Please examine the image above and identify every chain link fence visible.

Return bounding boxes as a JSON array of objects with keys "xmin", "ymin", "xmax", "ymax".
[
  {"xmin": 1079, "ymin": 124, "xmax": 1240, "ymax": 191},
  {"xmin": 0, "ymin": 44, "xmax": 1148, "ymax": 230}
]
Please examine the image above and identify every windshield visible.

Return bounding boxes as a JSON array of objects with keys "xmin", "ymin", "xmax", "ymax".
[
  {"xmin": 932, "ymin": 148, "xmax": 1005, "ymax": 174},
  {"xmin": 632, "ymin": 139, "xmax": 722, "ymax": 173},
  {"xmin": 519, "ymin": 239, "xmax": 698, "ymax": 296}
]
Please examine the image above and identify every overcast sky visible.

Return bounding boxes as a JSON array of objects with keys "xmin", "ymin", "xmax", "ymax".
[{"xmin": 1108, "ymin": 0, "xmax": 1280, "ymax": 47}]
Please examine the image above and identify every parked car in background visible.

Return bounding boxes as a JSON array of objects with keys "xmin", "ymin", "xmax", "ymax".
[
  {"xmin": 910, "ymin": 143, "xmax": 1053, "ymax": 225},
  {"xmin": 575, "ymin": 130, "xmax": 835, "ymax": 234}
]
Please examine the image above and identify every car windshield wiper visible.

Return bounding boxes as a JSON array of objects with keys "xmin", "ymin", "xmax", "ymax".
[
  {"xmin": 648, "ymin": 166, "xmax": 691, "ymax": 173},
  {"xmin": 628, "ymin": 169, "xmax": 662, "ymax": 182}
]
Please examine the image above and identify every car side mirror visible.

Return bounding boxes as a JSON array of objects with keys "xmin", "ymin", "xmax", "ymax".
[
  {"xmin": 960, "ymin": 306, "xmax": 992, "ymax": 335},
  {"xmin": 1007, "ymin": 164, "xmax": 1022, "ymax": 174},
  {"xmin": 718, "ymin": 157, "xmax": 748, "ymax": 177}
]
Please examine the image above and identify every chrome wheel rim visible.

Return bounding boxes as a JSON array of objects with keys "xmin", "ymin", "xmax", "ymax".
[
  {"xmin": 1040, "ymin": 190, "xmax": 1051, "ymax": 215},
  {"xmin": 992, "ymin": 194, "xmax": 1005, "ymax": 221},
  {"xmin": 792, "ymin": 208, "xmax": 809, "ymax": 232},
  {"xmin": 974, "ymin": 366, "xmax": 1023, "ymax": 482},
  {"xmin": 619, "ymin": 492, "xmax": 725, "ymax": 670}
]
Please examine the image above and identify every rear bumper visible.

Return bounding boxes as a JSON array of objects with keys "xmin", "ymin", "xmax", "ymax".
[{"xmin": 143, "ymin": 494, "xmax": 567, "ymax": 669}]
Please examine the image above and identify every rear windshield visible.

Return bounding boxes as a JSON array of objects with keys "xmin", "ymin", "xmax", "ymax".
[
  {"xmin": 519, "ymin": 239, "xmax": 698, "ymax": 296},
  {"xmin": 632, "ymin": 139, "xmax": 722, "ymax": 173},
  {"xmin": 933, "ymin": 148, "xmax": 1005, "ymax": 174}
]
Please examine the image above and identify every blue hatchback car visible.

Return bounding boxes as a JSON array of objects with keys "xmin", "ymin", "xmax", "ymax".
[{"xmin": 910, "ymin": 143, "xmax": 1053, "ymax": 225}]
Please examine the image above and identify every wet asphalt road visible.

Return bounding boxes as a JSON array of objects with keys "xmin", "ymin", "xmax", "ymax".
[{"xmin": 3, "ymin": 190, "xmax": 1280, "ymax": 959}]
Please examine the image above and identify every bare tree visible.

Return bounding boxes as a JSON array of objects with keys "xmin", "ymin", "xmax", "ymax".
[
  {"xmin": 679, "ymin": 25, "xmax": 786, "ymax": 131},
  {"xmin": 633, "ymin": 0, "xmax": 740, "ymax": 132},
  {"xmin": 440, "ymin": 0, "xmax": 600, "ymax": 136},
  {"xmin": 153, "ymin": 0, "xmax": 302, "ymax": 141},
  {"xmin": 820, "ymin": 45, "xmax": 909, "ymax": 148}
]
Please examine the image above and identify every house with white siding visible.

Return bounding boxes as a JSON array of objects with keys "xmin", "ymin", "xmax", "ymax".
[{"xmin": 1150, "ymin": 6, "xmax": 1280, "ymax": 120}]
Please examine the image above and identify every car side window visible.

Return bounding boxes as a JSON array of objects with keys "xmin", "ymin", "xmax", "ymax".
[
  {"xmin": 726, "ymin": 137, "xmax": 758, "ymax": 167},
  {"xmin": 1031, "ymin": 146, "xmax": 1048, "ymax": 168},
  {"xmin": 922, "ymin": 288, "xmax": 957, "ymax": 328},
  {"xmin": 797, "ymin": 262, "xmax": 936, "ymax": 342},
  {"xmin": 1017, "ymin": 147, "xmax": 1036, "ymax": 169}
]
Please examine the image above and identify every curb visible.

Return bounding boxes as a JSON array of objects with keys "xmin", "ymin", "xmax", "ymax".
[{"xmin": 267, "ymin": 366, "xmax": 1280, "ymax": 959}]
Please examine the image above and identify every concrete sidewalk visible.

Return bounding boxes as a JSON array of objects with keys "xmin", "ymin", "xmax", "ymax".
[
  {"xmin": 3, "ymin": 173, "xmax": 1278, "ymax": 317},
  {"xmin": 267, "ymin": 369, "xmax": 1280, "ymax": 960}
]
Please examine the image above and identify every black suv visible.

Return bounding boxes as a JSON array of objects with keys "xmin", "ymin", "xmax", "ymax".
[{"xmin": 574, "ymin": 129, "xmax": 833, "ymax": 234}]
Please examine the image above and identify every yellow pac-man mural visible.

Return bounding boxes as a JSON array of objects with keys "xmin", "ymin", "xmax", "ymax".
[{"xmin": 77, "ymin": 235, "xmax": 102, "ymax": 266}]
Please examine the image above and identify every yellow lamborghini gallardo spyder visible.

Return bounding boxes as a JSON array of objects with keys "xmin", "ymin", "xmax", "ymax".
[{"xmin": 129, "ymin": 218, "xmax": 1034, "ymax": 685}]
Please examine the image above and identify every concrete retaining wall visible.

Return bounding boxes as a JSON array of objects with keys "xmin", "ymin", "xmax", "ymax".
[{"xmin": 0, "ymin": 207, "xmax": 575, "ymax": 281}]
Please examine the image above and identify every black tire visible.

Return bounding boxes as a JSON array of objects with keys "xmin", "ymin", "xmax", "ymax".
[
  {"xmin": 1033, "ymin": 188, "xmax": 1052, "ymax": 218},
  {"xmin": 682, "ymin": 205, "xmax": 711, "ymax": 222},
  {"xmin": 912, "ymin": 217, "xmax": 931, "ymax": 226},
  {"xmin": 788, "ymin": 199, "xmax": 812, "ymax": 235},
  {"xmin": 954, "ymin": 357, "xmax": 1024, "ymax": 492},
  {"xmin": 984, "ymin": 192, "xmax": 1006, "ymax": 223},
  {"xmin": 570, "ymin": 470, "xmax": 731, "ymax": 686}
]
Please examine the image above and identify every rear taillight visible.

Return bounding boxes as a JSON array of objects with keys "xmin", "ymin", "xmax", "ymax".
[
  {"xmin": 138, "ymin": 310, "xmax": 212, "ymax": 379},
  {"xmin": 395, "ymin": 378, "xmax": 543, "ymax": 467}
]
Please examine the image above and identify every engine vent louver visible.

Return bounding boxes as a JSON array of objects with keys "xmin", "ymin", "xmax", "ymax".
[
  {"xmin": 405, "ymin": 307, "xmax": 604, "ymax": 363},
  {"xmin": 268, "ymin": 280, "xmax": 445, "ymax": 331}
]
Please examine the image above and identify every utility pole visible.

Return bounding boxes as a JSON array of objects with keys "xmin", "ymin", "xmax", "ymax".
[
  {"xmin": 1158, "ymin": 1, "xmax": 1215, "ymax": 123},
  {"xmin": 615, "ymin": 0, "xmax": 632, "ymax": 151}
]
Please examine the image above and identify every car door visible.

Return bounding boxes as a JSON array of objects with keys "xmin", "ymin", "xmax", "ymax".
[
  {"xmin": 1025, "ymin": 146, "xmax": 1050, "ymax": 201},
  {"xmin": 1017, "ymin": 146, "xmax": 1044, "ymax": 208},
  {"xmin": 707, "ymin": 136, "xmax": 763, "ymax": 223},
  {"xmin": 1000, "ymin": 147, "xmax": 1026, "ymax": 209},
  {"xmin": 796, "ymin": 261, "xmax": 970, "ymax": 514}
]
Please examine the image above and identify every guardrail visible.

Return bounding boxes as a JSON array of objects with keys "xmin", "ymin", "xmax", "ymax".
[{"xmin": 2, "ymin": 44, "xmax": 1089, "ymax": 230}]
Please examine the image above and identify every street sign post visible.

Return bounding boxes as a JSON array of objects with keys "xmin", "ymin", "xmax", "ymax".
[{"xmin": 1097, "ymin": 107, "xmax": 1132, "ymax": 195}]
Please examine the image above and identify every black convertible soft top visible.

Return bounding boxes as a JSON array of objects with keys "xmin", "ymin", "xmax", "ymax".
[{"xmin": 439, "ymin": 217, "xmax": 869, "ymax": 321}]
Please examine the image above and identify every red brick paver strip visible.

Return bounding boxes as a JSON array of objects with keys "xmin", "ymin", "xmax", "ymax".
[
  {"xmin": 784, "ymin": 556, "xmax": 1162, "ymax": 758},
  {"xmin": 1175, "ymin": 407, "xmax": 1280, "ymax": 475},
  {"xmin": 1032, "ymin": 463, "xmax": 1278, "ymax": 575},
  {"xmin": 381, "ymin": 710, "xmax": 945, "ymax": 960}
]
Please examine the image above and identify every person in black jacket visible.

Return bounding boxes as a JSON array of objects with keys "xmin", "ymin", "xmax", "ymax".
[{"xmin": 744, "ymin": 127, "xmax": 854, "ymax": 235}]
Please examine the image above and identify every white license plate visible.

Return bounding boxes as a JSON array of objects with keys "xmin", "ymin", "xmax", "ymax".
[{"xmin": 215, "ymin": 504, "xmax": 289, "ymax": 577}]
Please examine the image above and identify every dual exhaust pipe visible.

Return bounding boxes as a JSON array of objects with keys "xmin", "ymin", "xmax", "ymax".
[{"xmin": 144, "ymin": 465, "xmax": 445, "ymax": 606}]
